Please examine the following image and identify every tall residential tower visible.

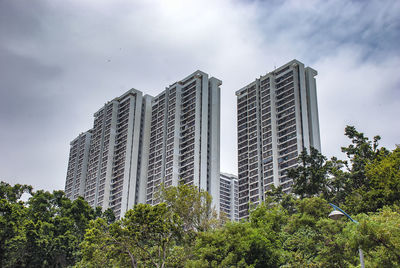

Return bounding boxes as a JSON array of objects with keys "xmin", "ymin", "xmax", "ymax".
[
  {"xmin": 146, "ymin": 71, "xmax": 221, "ymax": 212},
  {"xmin": 65, "ymin": 131, "xmax": 92, "ymax": 200},
  {"xmin": 65, "ymin": 71, "xmax": 221, "ymax": 217},
  {"xmin": 220, "ymin": 173, "xmax": 239, "ymax": 221},
  {"xmin": 83, "ymin": 89, "xmax": 152, "ymax": 218},
  {"xmin": 236, "ymin": 59, "xmax": 321, "ymax": 220}
]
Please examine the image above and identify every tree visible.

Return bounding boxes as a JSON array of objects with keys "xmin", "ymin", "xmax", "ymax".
[
  {"xmin": 157, "ymin": 183, "xmax": 222, "ymax": 264},
  {"xmin": 281, "ymin": 197, "xmax": 361, "ymax": 267},
  {"xmin": 0, "ymin": 183, "xmax": 100, "ymax": 268},
  {"xmin": 79, "ymin": 184, "xmax": 221, "ymax": 267},
  {"xmin": 0, "ymin": 182, "xmax": 32, "ymax": 266},
  {"xmin": 188, "ymin": 221, "xmax": 284, "ymax": 267},
  {"xmin": 354, "ymin": 206, "xmax": 400, "ymax": 267},
  {"xmin": 341, "ymin": 125, "xmax": 385, "ymax": 191},
  {"xmin": 364, "ymin": 148, "xmax": 400, "ymax": 211},
  {"xmin": 0, "ymin": 181, "xmax": 32, "ymax": 202},
  {"xmin": 346, "ymin": 148, "xmax": 400, "ymax": 214},
  {"xmin": 77, "ymin": 217, "xmax": 131, "ymax": 267},
  {"xmin": 264, "ymin": 185, "xmax": 297, "ymax": 215},
  {"xmin": 158, "ymin": 183, "xmax": 219, "ymax": 233},
  {"xmin": 79, "ymin": 203, "xmax": 182, "ymax": 268},
  {"xmin": 323, "ymin": 156, "xmax": 349, "ymax": 204},
  {"xmin": 288, "ymin": 147, "xmax": 330, "ymax": 198}
]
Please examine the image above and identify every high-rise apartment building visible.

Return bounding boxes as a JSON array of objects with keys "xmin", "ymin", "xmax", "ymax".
[
  {"xmin": 220, "ymin": 173, "xmax": 239, "ymax": 221},
  {"xmin": 146, "ymin": 71, "xmax": 221, "ymax": 212},
  {"xmin": 65, "ymin": 71, "xmax": 221, "ymax": 217},
  {"xmin": 236, "ymin": 59, "xmax": 321, "ymax": 220},
  {"xmin": 82, "ymin": 89, "xmax": 152, "ymax": 218},
  {"xmin": 65, "ymin": 131, "xmax": 92, "ymax": 200}
]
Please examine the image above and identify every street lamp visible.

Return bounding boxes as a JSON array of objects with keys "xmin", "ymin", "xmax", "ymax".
[{"xmin": 328, "ymin": 203, "xmax": 365, "ymax": 268}]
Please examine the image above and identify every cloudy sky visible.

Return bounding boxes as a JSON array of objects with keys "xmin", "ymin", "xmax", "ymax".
[{"xmin": 1, "ymin": 0, "xmax": 399, "ymax": 192}]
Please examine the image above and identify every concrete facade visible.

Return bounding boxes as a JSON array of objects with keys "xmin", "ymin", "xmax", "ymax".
[
  {"xmin": 220, "ymin": 172, "xmax": 239, "ymax": 221},
  {"xmin": 65, "ymin": 71, "xmax": 221, "ymax": 217},
  {"xmin": 82, "ymin": 89, "xmax": 151, "ymax": 218},
  {"xmin": 65, "ymin": 131, "xmax": 92, "ymax": 200},
  {"xmin": 236, "ymin": 60, "xmax": 321, "ymax": 220},
  {"xmin": 146, "ymin": 71, "xmax": 221, "ymax": 212}
]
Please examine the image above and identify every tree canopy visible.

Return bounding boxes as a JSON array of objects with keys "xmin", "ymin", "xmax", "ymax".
[{"xmin": 1, "ymin": 125, "xmax": 399, "ymax": 267}]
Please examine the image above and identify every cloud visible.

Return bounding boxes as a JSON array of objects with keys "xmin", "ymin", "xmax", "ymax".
[
  {"xmin": 0, "ymin": 0, "xmax": 399, "ymax": 191},
  {"xmin": 254, "ymin": 0, "xmax": 400, "ymax": 59},
  {"xmin": 315, "ymin": 47, "xmax": 400, "ymax": 158}
]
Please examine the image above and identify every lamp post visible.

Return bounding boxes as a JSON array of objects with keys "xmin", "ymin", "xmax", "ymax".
[{"xmin": 328, "ymin": 203, "xmax": 365, "ymax": 268}]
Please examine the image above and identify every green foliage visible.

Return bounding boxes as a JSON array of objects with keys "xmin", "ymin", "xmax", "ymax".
[
  {"xmin": 78, "ymin": 217, "xmax": 134, "ymax": 267},
  {"xmin": 280, "ymin": 197, "xmax": 357, "ymax": 267},
  {"xmin": 0, "ymin": 181, "xmax": 32, "ymax": 202},
  {"xmin": 188, "ymin": 221, "xmax": 283, "ymax": 267},
  {"xmin": 264, "ymin": 185, "xmax": 297, "ymax": 215},
  {"xmin": 344, "ymin": 145, "xmax": 399, "ymax": 214},
  {"xmin": 158, "ymin": 183, "xmax": 219, "ymax": 233},
  {"xmin": 354, "ymin": 206, "xmax": 400, "ymax": 267},
  {"xmin": 103, "ymin": 207, "xmax": 116, "ymax": 224},
  {"xmin": 0, "ymin": 182, "xmax": 101, "ymax": 267},
  {"xmin": 157, "ymin": 183, "xmax": 221, "ymax": 264},
  {"xmin": 341, "ymin": 125, "xmax": 383, "ymax": 190},
  {"xmin": 79, "ymin": 203, "xmax": 182, "ymax": 268},
  {"xmin": 287, "ymin": 147, "xmax": 351, "ymax": 204},
  {"xmin": 2, "ymin": 126, "xmax": 400, "ymax": 268},
  {"xmin": 323, "ymin": 156, "xmax": 349, "ymax": 204},
  {"xmin": 289, "ymin": 147, "xmax": 330, "ymax": 198},
  {"xmin": 0, "ymin": 182, "xmax": 30, "ymax": 266},
  {"xmin": 359, "ymin": 148, "xmax": 400, "ymax": 212}
]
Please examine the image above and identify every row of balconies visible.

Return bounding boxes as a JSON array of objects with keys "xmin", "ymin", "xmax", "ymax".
[
  {"xmin": 180, "ymin": 169, "xmax": 194, "ymax": 182},
  {"xmin": 278, "ymin": 124, "xmax": 296, "ymax": 138},
  {"xmin": 276, "ymin": 84, "xmax": 294, "ymax": 100},
  {"xmin": 249, "ymin": 180, "xmax": 259, "ymax": 190},
  {"xmin": 264, "ymin": 176, "xmax": 273, "ymax": 184},
  {"xmin": 181, "ymin": 93, "xmax": 197, "ymax": 108},
  {"xmin": 276, "ymin": 99, "xmax": 295, "ymax": 113},
  {"xmin": 261, "ymin": 76, "xmax": 270, "ymax": 86},
  {"xmin": 279, "ymin": 158, "xmax": 297, "ymax": 170},
  {"xmin": 260, "ymin": 85, "xmax": 270, "ymax": 96},
  {"xmin": 182, "ymin": 90, "xmax": 196, "ymax": 103},
  {"xmin": 179, "ymin": 162, "xmax": 194, "ymax": 173},
  {"xmin": 117, "ymin": 105, "xmax": 130, "ymax": 118},
  {"xmin": 240, "ymin": 199, "xmax": 250, "ymax": 208},
  {"xmin": 261, "ymin": 91, "xmax": 271, "ymax": 104},
  {"xmin": 117, "ymin": 104, "xmax": 130, "ymax": 118},
  {"xmin": 278, "ymin": 131, "xmax": 296, "ymax": 144},
  {"xmin": 237, "ymin": 99, "xmax": 248, "ymax": 111},
  {"xmin": 278, "ymin": 151, "xmax": 298, "ymax": 168},
  {"xmin": 278, "ymin": 118, "xmax": 296, "ymax": 132},
  {"xmin": 279, "ymin": 144, "xmax": 297, "ymax": 157},
  {"xmin": 181, "ymin": 113, "xmax": 196, "ymax": 126},
  {"xmin": 277, "ymin": 106, "xmax": 295, "ymax": 120},
  {"xmin": 275, "ymin": 68, "xmax": 292, "ymax": 83},
  {"xmin": 150, "ymin": 115, "xmax": 163, "ymax": 128},
  {"xmin": 181, "ymin": 81, "xmax": 196, "ymax": 94},
  {"xmin": 181, "ymin": 102, "xmax": 196, "ymax": 114},
  {"xmin": 275, "ymin": 75, "xmax": 294, "ymax": 90},
  {"xmin": 181, "ymin": 96, "xmax": 196, "ymax": 110},
  {"xmin": 277, "ymin": 112, "xmax": 296, "ymax": 126},
  {"xmin": 278, "ymin": 135, "xmax": 297, "ymax": 150},
  {"xmin": 276, "ymin": 93, "xmax": 295, "ymax": 108},
  {"xmin": 276, "ymin": 80, "xmax": 294, "ymax": 96},
  {"xmin": 116, "ymin": 118, "xmax": 129, "ymax": 130}
]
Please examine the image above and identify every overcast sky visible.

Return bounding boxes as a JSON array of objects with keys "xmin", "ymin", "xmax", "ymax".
[{"xmin": 1, "ymin": 0, "xmax": 399, "ymax": 192}]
